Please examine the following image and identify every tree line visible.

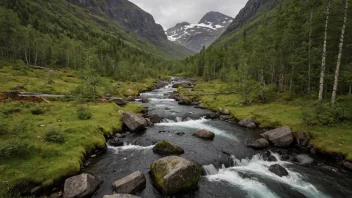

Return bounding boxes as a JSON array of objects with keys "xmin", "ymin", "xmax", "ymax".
[{"xmin": 176, "ymin": 0, "xmax": 351, "ymax": 104}]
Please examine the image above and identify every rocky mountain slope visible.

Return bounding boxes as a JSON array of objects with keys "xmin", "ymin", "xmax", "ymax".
[{"xmin": 166, "ymin": 12, "xmax": 233, "ymax": 52}]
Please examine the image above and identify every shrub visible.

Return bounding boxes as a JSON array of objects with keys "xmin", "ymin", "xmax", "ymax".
[
  {"xmin": 44, "ymin": 127, "xmax": 65, "ymax": 144},
  {"xmin": 12, "ymin": 121, "xmax": 30, "ymax": 135},
  {"xmin": 0, "ymin": 140, "xmax": 31, "ymax": 158},
  {"xmin": 76, "ymin": 106, "xmax": 92, "ymax": 120},
  {"xmin": 12, "ymin": 60, "xmax": 27, "ymax": 71},
  {"xmin": 2, "ymin": 105, "xmax": 21, "ymax": 116},
  {"xmin": 30, "ymin": 104, "xmax": 49, "ymax": 115},
  {"xmin": 0, "ymin": 123, "xmax": 8, "ymax": 135}
]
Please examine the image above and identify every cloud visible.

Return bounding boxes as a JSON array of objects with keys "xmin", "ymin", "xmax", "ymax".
[{"xmin": 128, "ymin": 0, "xmax": 248, "ymax": 29}]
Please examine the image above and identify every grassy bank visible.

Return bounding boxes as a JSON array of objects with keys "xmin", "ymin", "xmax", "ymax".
[
  {"xmin": 0, "ymin": 63, "xmax": 156, "ymax": 197},
  {"xmin": 179, "ymin": 81, "xmax": 352, "ymax": 160}
]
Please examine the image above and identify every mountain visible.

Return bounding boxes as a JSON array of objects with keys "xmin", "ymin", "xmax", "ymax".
[{"xmin": 166, "ymin": 12, "xmax": 233, "ymax": 52}]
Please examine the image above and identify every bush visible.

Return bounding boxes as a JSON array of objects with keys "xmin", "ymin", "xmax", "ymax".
[
  {"xmin": 12, "ymin": 121, "xmax": 30, "ymax": 135},
  {"xmin": 2, "ymin": 105, "xmax": 21, "ymax": 116},
  {"xmin": 0, "ymin": 140, "xmax": 31, "ymax": 158},
  {"xmin": 30, "ymin": 104, "xmax": 48, "ymax": 115},
  {"xmin": 12, "ymin": 60, "xmax": 27, "ymax": 71},
  {"xmin": 0, "ymin": 123, "xmax": 8, "ymax": 135},
  {"xmin": 44, "ymin": 127, "xmax": 65, "ymax": 144},
  {"xmin": 76, "ymin": 106, "xmax": 92, "ymax": 120}
]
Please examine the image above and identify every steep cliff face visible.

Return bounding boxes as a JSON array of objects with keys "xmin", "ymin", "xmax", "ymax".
[
  {"xmin": 68, "ymin": 0, "xmax": 167, "ymax": 42},
  {"xmin": 225, "ymin": 0, "xmax": 269, "ymax": 34},
  {"xmin": 166, "ymin": 12, "xmax": 233, "ymax": 52}
]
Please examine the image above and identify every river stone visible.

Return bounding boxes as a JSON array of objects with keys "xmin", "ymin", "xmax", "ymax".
[
  {"xmin": 153, "ymin": 141, "xmax": 184, "ymax": 155},
  {"xmin": 112, "ymin": 171, "xmax": 146, "ymax": 194},
  {"xmin": 293, "ymin": 131, "xmax": 309, "ymax": 147},
  {"xmin": 111, "ymin": 98, "xmax": 127, "ymax": 106},
  {"xmin": 248, "ymin": 138, "xmax": 269, "ymax": 149},
  {"xmin": 176, "ymin": 131, "xmax": 185, "ymax": 136},
  {"xmin": 122, "ymin": 112, "xmax": 147, "ymax": 133},
  {"xmin": 150, "ymin": 114, "xmax": 162, "ymax": 123},
  {"xmin": 343, "ymin": 161, "xmax": 352, "ymax": 171},
  {"xmin": 222, "ymin": 109, "xmax": 230, "ymax": 115},
  {"xmin": 108, "ymin": 137, "xmax": 124, "ymax": 147},
  {"xmin": 150, "ymin": 156, "xmax": 201, "ymax": 195},
  {"xmin": 294, "ymin": 154, "xmax": 315, "ymax": 165},
  {"xmin": 238, "ymin": 117, "xmax": 256, "ymax": 128},
  {"xmin": 268, "ymin": 164, "xmax": 289, "ymax": 177},
  {"xmin": 141, "ymin": 97, "xmax": 149, "ymax": 103},
  {"xmin": 193, "ymin": 129, "xmax": 215, "ymax": 140},
  {"xmin": 63, "ymin": 173, "xmax": 100, "ymax": 198},
  {"xmin": 103, "ymin": 194, "xmax": 140, "ymax": 198},
  {"xmin": 179, "ymin": 98, "xmax": 192, "ymax": 105},
  {"xmin": 261, "ymin": 126, "xmax": 293, "ymax": 147}
]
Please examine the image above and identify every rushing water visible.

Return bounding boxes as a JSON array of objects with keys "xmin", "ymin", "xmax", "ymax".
[{"xmin": 87, "ymin": 80, "xmax": 352, "ymax": 198}]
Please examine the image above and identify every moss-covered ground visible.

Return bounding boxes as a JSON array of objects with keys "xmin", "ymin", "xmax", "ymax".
[{"xmin": 179, "ymin": 80, "xmax": 352, "ymax": 161}]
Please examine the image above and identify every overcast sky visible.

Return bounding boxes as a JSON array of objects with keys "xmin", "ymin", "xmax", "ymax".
[{"xmin": 128, "ymin": 0, "xmax": 248, "ymax": 30}]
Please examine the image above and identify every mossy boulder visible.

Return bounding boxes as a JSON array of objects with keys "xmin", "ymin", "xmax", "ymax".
[
  {"xmin": 153, "ymin": 141, "xmax": 184, "ymax": 155},
  {"xmin": 150, "ymin": 156, "xmax": 201, "ymax": 195}
]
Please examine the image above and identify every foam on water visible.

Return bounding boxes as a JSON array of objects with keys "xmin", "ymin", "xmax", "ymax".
[
  {"xmin": 206, "ymin": 153, "xmax": 330, "ymax": 198},
  {"xmin": 149, "ymin": 98, "xmax": 176, "ymax": 102},
  {"xmin": 156, "ymin": 117, "xmax": 238, "ymax": 141},
  {"xmin": 107, "ymin": 143, "xmax": 154, "ymax": 154}
]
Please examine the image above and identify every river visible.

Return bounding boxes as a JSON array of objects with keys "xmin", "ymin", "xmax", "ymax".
[{"xmin": 87, "ymin": 79, "xmax": 352, "ymax": 198}]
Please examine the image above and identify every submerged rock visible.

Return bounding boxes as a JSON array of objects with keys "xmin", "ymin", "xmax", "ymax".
[
  {"xmin": 141, "ymin": 97, "xmax": 149, "ymax": 103},
  {"xmin": 63, "ymin": 173, "xmax": 101, "ymax": 198},
  {"xmin": 294, "ymin": 154, "xmax": 315, "ymax": 165},
  {"xmin": 112, "ymin": 171, "xmax": 146, "ymax": 194},
  {"xmin": 103, "ymin": 194, "xmax": 140, "ymax": 198},
  {"xmin": 268, "ymin": 164, "xmax": 289, "ymax": 177},
  {"xmin": 153, "ymin": 141, "xmax": 184, "ymax": 155},
  {"xmin": 122, "ymin": 112, "xmax": 148, "ymax": 133},
  {"xmin": 108, "ymin": 137, "xmax": 124, "ymax": 147},
  {"xmin": 193, "ymin": 129, "xmax": 215, "ymax": 140},
  {"xmin": 238, "ymin": 117, "xmax": 256, "ymax": 128},
  {"xmin": 248, "ymin": 138, "xmax": 269, "ymax": 149},
  {"xmin": 176, "ymin": 131, "xmax": 185, "ymax": 136},
  {"xmin": 261, "ymin": 126, "xmax": 294, "ymax": 148},
  {"xmin": 149, "ymin": 114, "xmax": 162, "ymax": 123},
  {"xmin": 150, "ymin": 156, "xmax": 201, "ymax": 195}
]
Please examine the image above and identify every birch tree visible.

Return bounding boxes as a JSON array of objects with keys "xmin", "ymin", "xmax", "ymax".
[
  {"xmin": 331, "ymin": 0, "xmax": 349, "ymax": 104},
  {"xmin": 318, "ymin": 0, "xmax": 331, "ymax": 101}
]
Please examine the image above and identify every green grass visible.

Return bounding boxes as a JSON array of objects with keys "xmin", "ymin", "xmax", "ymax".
[
  {"xmin": 0, "ymin": 101, "xmax": 144, "ymax": 197},
  {"xmin": 187, "ymin": 81, "xmax": 352, "ymax": 161}
]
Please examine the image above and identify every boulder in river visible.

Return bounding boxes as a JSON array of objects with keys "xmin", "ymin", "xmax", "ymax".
[
  {"xmin": 343, "ymin": 161, "xmax": 352, "ymax": 171},
  {"xmin": 176, "ymin": 131, "xmax": 185, "ymax": 136},
  {"xmin": 63, "ymin": 173, "xmax": 101, "ymax": 198},
  {"xmin": 153, "ymin": 141, "xmax": 184, "ymax": 155},
  {"xmin": 294, "ymin": 154, "xmax": 315, "ymax": 165},
  {"xmin": 149, "ymin": 114, "xmax": 162, "ymax": 123},
  {"xmin": 111, "ymin": 98, "xmax": 127, "ymax": 106},
  {"xmin": 150, "ymin": 156, "xmax": 201, "ymax": 195},
  {"xmin": 108, "ymin": 137, "xmax": 124, "ymax": 147},
  {"xmin": 248, "ymin": 138, "xmax": 269, "ymax": 149},
  {"xmin": 238, "ymin": 117, "xmax": 256, "ymax": 128},
  {"xmin": 193, "ymin": 129, "xmax": 215, "ymax": 140},
  {"xmin": 293, "ymin": 131, "xmax": 309, "ymax": 147},
  {"xmin": 112, "ymin": 171, "xmax": 146, "ymax": 194},
  {"xmin": 268, "ymin": 164, "xmax": 289, "ymax": 177},
  {"xmin": 141, "ymin": 97, "xmax": 149, "ymax": 103},
  {"xmin": 261, "ymin": 126, "xmax": 294, "ymax": 148},
  {"xmin": 122, "ymin": 112, "xmax": 147, "ymax": 133},
  {"xmin": 103, "ymin": 194, "xmax": 140, "ymax": 198}
]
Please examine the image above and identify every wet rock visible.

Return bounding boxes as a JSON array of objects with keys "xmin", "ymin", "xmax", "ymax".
[
  {"xmin": 178, "ymin": 98, "xmax": 192, "ymax": 105},
  {"xmin": 205, "ymin": 112, "xmax": 218, "ymax": 119},
  {"xmin": 281, "ymin": 154, "xmax": 291, "ymax": 161},
  {"xmin": 63, "ymin": 173, "xmax": 100, "ymax": 198},
  {"xmin": 112, "ymin": 171, "xmax": 146, "ymax": 194},
  {"xmin": 294, "ymin": 154, "xmax": 315, "ymax": 165},
  {"xmin": 261, "ymin": 126, "xmax": 293, "ymax": 148},
  {"xmin": 176, "ymin": 132, "xmax": 185, "ymax": 136},
  {"xmin": 103, "ymin": 194, "xmax": 140, "ymax": 198},
  {"xmin": 238, "ymin": 117, "xmax": 256, "ymax": 128},
  {"xmin": 150, "ymin": 114, "xmax": 161, "ymax": 123},
  {"xmin": 153, "ymin": 141, "xmax": 184, "ymax": 155},
  {"xmin": 108, "ymin": 137, "xmax": 124, "ymax": 147},
  {"xmin": 49, "ymin": 191, "xmax": 63, "ymax": 198},
  {"xmin": 111, "ymin": 98, "xmax": 127, "ymax": 106},
  {"xmin": 146, "ymin": 118, "xmax": 153, "ymax": 127},
  {"xmin": 248, "ymin": 138, "xmax": 269, "ymax": 149},
  {"xmin": 293, "ymin": 131, "xmax": 309, "ymax": 147},
  {"xmin": 150, "ymin": 156, "xmax": 201, "ymax": 195},
  {"xmin": 220, "ymin": 115, "xmax": 233, "ymax": 121},
  {"xmin": 141, "ymin": 97, "xmax": 149, "ymax": 103},
  {"xmin": 165, "ymin": 107, "xmax": 171, "ymax": 110},
  {"xmin": 310, "ymin": 147, "xmax": 316, "ymax": 155},
  {"xmin": 343, "ymin": 161, "xmax": 352, "ymax": 171},
  {"xmin": 191, "ymin": 101, "xmax": 200, "ymax": 106},
  {"xmin": 263, "ymin": 151, "xmax": 277, "ymax": 162},
  {"xmin": 122, "ymin": 112, "xmax": 147, "ymax": 133},
  {"xmin": 115, "ymin": 133, "xmax": 125, "ymax": 138},
  {"xmin": 222, "ymin": 109, "xmax": 230, "ymax": 115},
  {"xmin": 193, "ymin": 129, "xmax": 215, "ymax": 140},
  {"xmin": 268, "ymin": 164, "xmax": 289, "ymax": 177}
]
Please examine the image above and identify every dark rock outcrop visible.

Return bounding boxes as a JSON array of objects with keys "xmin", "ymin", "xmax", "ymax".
[
  {"xmin": 122, "ymin": 112, "xmax": 148, "ymax": 133},
  {"xmin": 193, "ymin": 129, "xmax": 215, "ymax": 140},
  {"xmin": 268, "ymin": 164, "xmax": 289, "ymax": 177},
  {"xmin": 150, "ymin": 156, "xmax": 201, "ymax": 195},
  {"xmin": 112, "ymin": 171, "xmax": 146, "ymax": 194},
  {"xmin": 153, "ymin": 141, "xmax": 184, "ymax": 155},
  {"xmin": 63, "ymin": 174, "xmax": 101, "ymax": 198},
  {"xmin": 248, "ymin": 138, "xmax": 269, "ymax": 149},
  {"xmin": 108, "ymin": 137, "xmax": 124, "ymax": 147},
  {"xmin": 261, "ymin": 126, "xmax": 293, "ymax": 148}
]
